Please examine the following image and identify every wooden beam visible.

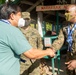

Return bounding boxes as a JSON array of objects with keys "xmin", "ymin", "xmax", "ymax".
[
  {"xmin": 26, "ymin": 0, "xmax": 44, "ymax": 12},
  {"xmin": 20, "ymin": 1, "xmax": 34, "ymax": 5}
]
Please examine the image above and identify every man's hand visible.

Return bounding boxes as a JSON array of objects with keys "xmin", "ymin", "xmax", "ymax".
[
  {"xmin": 46, "ymin": 48, "xmax": 56, "ymax": 57},
  {"xmin": 65, "ymin": 60, "xmax": 76, "ymax": 70}
]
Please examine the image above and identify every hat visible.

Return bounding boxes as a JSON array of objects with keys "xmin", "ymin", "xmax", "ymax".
[{"xmin": 22, "ymin": 12, "xmax": 31, "ymax": 19}]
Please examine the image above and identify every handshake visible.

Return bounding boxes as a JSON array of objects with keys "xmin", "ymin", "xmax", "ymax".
[{"xmin": 46, "ymin": 48, "xmax": 56, "ymax": 57}]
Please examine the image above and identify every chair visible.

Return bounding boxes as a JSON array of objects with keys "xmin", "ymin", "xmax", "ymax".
[{"xmin": 43, "ymin": 36, "xmax": 60, "ymax": 75}]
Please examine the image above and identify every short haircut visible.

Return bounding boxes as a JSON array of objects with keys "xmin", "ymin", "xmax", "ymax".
[
  {"xmin": 0, "ymin": 3, "xmax": 21, "ymax": 19},
  {"xmin": 66, "ymin": 5, "xmax": 76, "ymax": 11}
]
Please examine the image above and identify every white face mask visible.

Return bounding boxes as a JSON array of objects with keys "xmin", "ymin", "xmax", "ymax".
[{"xmin": 18, "ymin": 18, "xmax": 25, "ymax": 27}]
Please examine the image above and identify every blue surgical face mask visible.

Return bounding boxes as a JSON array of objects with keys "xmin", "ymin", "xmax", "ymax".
[{"xmin": 18, "ymin": 18, "xmax": 25, "ymax": 27}]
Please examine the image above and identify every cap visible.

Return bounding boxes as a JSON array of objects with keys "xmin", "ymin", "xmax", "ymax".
[{"xmin": 22, "ymin": 12, "xmax": 31, "ymax": 19}]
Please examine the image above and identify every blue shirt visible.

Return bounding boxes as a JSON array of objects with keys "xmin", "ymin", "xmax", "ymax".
[{"xmin": 0, "ymin": 21, "xmax": 32, "ymax": 75}]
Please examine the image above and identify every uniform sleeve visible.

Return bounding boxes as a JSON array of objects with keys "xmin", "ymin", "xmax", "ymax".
[
  {"xmin": 51, "ymin": 29, "xmax": 64, "ymax": 51},
  {"xmin": 9, "ymin": 29, "xmax": 32, "ymax": 55},
  {"xmin": 72, "ymin": 29, "xmax": 76, "ymax": 52},
  {"xmin": 72, "ymin": 30, "xmax": 76, "ymax": 43}
]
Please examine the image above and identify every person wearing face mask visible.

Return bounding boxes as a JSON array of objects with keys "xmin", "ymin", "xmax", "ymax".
[
  {"xmin": 0, "ymin": 3, "xmax": 55, "ymax": 75},
  {"xmin": 50, "ymin": 5, "xmax": 76, "ymax": 75},
  {"xmin": 19, "ymin": 12, "xmax": 47, "ymax": 75}
]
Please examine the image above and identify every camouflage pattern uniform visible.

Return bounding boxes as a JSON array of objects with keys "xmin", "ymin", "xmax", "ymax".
[
  {"xmin": 20, "ymin": 26, "xmax": 43, "ymax": 75},
  {"xmin": 51, "ymin": 24, "xmax": 76, "ymax": 75}
]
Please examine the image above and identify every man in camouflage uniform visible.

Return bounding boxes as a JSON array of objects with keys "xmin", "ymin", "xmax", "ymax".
[
  {"xmin": 20, "ymin": 12, "xmax": 44, "ymax": 75},
  {"xmin": 51, "ymin": 5, "xmax": 76, "ymax": 75}
]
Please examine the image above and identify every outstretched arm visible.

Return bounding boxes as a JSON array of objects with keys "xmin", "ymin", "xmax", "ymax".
[
  {"xmin": 51, "ymin": 29, "xmax": 64, "ymax": 52},
  {"xmin": 23, "ymin": 48, "xmax": 55, "ymax": 59}
]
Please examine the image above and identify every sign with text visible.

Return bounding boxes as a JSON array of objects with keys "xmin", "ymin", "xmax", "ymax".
[
  {"xmin": 44, "ymin": 37, "xmax": 51, "ymax": 47},
  {"xmin": 36, "ymin": 4, "xmax": 72, "ymax": 11}
]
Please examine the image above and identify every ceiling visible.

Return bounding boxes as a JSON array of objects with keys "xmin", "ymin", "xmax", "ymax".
[{"xmin": 17, "ymin": 0, "xmax": 73, "ymax": 24}]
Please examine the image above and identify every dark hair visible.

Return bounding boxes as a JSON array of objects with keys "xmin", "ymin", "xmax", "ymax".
[{"xmin": 0, "ymin": 3, "xmax": 21, "ymax": 19}]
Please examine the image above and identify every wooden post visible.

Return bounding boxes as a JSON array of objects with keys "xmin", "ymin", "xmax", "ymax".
[
  {"xmin": 56, "ymin": 11, "xmax": 59, "ymax": 35},
  {"xmin": 37, "ymin": 12, "xmax": 43, "ymax": 37}
]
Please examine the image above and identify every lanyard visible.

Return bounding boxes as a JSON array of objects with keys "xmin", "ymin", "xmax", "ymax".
[
  {"xmin": 0, "ymin": 19, "xmax": 11, "ymax": 25},
  {"xmin": 67, "ymin": 23, "xmax": 76, "ymax": 51},
  {"xmin": 67, "ymin": 24, "xmax": 76, "ymax": 35}
]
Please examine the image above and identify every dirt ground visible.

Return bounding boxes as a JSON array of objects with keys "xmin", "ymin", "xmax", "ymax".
[{"xmin": 40, "ymin": 53, "xmax": 67, "ymax": 75}]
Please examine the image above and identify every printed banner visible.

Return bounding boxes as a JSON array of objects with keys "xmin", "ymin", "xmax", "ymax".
[{"xmin": 36, "ymin": 4, "xmax": 72, "ymax": 11}]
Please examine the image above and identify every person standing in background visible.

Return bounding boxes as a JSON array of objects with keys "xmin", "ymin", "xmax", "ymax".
[{"xmin": 20, "ymin": 12, "xmax": 46, "ymax": 75}]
